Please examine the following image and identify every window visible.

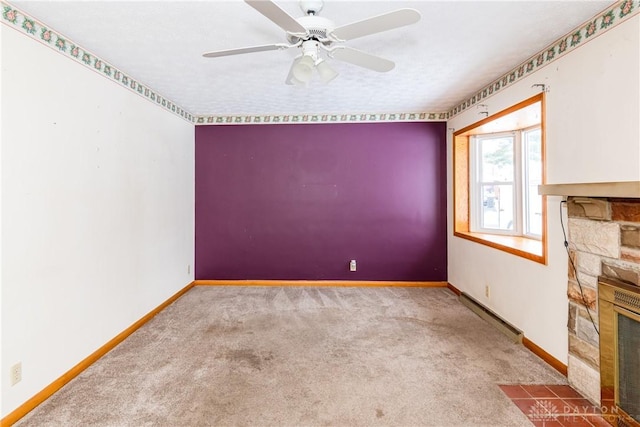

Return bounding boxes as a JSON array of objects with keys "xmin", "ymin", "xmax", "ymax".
[
  {"xmin": 453, "ymin": 94, "xmax": 546, "ymax": 263},
  {"xmin": 470, "ymin": 126, "xmax": 542, "ymax": 237},
  {"xmin": 523, "ymin": 127, "xmax": 543, "ymax": 236}
]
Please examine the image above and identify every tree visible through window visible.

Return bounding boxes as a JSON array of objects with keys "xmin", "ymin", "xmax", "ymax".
[
  {"xmin": 471, "ymin": 127, "xmax": 542, "ymax": 239},
  {"xmin": 474, "ymin": 134, "xmax": 515, "ymax": 232}
]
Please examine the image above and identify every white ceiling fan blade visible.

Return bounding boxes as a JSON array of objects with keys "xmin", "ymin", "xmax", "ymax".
[
  {"xmin": 331, "ymin": 9, "xmax": 421, "ymax": 41},
  {"xmin": 330, "ymin": 47, "xmax": 395, "ymax": 72},
  {"xmin": 203, "ymin": 43, "xmax": 290, "ymax": 58},
  {"xmin": 245, "ymin": 0, "xmax": 307, "ymax": 36}
]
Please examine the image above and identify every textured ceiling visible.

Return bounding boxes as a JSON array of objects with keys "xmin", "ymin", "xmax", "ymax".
[{"xmin": 9, "ymin": 0, "xmax": 616, "ymax": 118}]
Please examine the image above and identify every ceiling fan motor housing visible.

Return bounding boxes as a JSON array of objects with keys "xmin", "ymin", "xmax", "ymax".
[{"xmin": 287, "ymin": 15, "xmax": 335, "ymax": 45}]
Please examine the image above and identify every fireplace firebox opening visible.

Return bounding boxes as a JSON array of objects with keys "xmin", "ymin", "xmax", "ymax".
[{"xmin": 599, "ymin": 278, "xmax": 640, "ymax": 427}]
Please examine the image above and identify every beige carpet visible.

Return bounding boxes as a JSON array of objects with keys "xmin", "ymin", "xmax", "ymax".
[{"xmin": 16, "ymin": 286, "xmax": 566, "ymax": 426}]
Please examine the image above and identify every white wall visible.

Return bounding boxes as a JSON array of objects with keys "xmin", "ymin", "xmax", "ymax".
[
  {"xmin": 447, "ymin": 16, "xmax": 639, "ymax": 363},
  {"xmin": 1, "ymin": 27, "xmax": 195, "ymax": 417},
  {"xmin": 0, "ymin": 23, "xmax": 5, "ymax": 419}
]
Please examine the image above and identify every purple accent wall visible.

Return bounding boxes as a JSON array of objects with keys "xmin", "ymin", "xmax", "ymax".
[{"xmin": 195, "ymin": 122, "xmax": 447, "ymax": 281}]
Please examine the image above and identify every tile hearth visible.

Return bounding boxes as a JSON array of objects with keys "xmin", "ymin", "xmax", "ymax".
[{"xmin": 499, "ymin": 384, "xmax": 610, "ymax": 426}]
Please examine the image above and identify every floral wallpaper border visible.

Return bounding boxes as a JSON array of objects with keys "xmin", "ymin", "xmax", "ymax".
[
  {"xmin": 1, "ymin": 1, "xmax": 195, "ymax": 123},
  {"xmin": 446, "ymin": 0, "xmax": 639, "ymax": 119},
  {"xmin": 195, "ymin": 112, "xmax": 447, "ymax": 125},
  {"xmin": 2, "ymin": 0, "xmax": 638, "ymax": 125}
]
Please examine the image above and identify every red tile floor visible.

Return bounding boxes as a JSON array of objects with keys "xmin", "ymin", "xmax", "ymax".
[{"xmin": 499, "ymin": 384, "xmax": 612, "ymax": 426}]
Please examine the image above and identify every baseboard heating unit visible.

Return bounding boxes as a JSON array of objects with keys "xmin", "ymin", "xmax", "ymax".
[{"xmin": 459, "ymin": 293, "xmax": 523, "ymax": 343}]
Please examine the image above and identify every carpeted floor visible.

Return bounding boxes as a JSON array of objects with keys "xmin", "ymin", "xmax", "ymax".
[{"xmin": 16, "ymin": 286, "xmax": 567, "ymax": 426}]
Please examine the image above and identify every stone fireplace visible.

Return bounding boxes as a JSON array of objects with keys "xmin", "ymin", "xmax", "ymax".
[{"xmin": 540, "ymin": 181, "xmax": 640, "ymax": 426}]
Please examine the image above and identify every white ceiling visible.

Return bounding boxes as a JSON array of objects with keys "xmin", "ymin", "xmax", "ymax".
[{"xmin": 10, "ymin": 0, "xmax": 615, "ymax": 118}]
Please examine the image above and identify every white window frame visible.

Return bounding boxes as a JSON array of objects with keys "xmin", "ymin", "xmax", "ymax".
[
  {"xmin": 522, "ymin": 127, "xmax": 543, "ymax": 238},
  {"xmin": 470, "ymin": 126, "xmax": 541, "ymax": 240}
]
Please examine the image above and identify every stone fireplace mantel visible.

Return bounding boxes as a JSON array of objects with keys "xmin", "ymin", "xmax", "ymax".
[{"xmin": 539, "ymin": 181, "xmax": 640, "ymax": 198}]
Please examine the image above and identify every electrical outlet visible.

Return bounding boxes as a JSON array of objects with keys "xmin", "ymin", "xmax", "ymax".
[
  {"xmin": 10, "ymin": 362, "xmax": 22, "ymax": 386},
  {"xmin": 485, "ymin": 285, "xmax": 490, "ymax": 298},
  {"xmin": 349, "ymin": 260, "xmax": 357, "ymax": 272},
  {"xmin": 187, "ymin": 264, "xmax": 191, "ymax": 275}
]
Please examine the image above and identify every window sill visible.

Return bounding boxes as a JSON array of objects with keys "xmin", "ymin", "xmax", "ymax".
[{"xmin": 454, "ymin": 231, "xmax": 546, "ymax": 264}]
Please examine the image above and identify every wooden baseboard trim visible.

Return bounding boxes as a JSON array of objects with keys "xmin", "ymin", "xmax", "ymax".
[
  {"xmin": 448, "ymin": 282, "xmax": 566, "ymax": 376},
  {"xmin": 446, "ymin": 282, "xmax": 462, "ymax": 296},
  {"xmin": 523, "ymin": 337, "xmax": 568, "ymax": 377},
  {"xmin": 194, "ymin": 280, "xmax": 448, "ymax": 288},
  {"xmin": 1, "ymin": 281, "xmax": 195, "ymax": 427}
]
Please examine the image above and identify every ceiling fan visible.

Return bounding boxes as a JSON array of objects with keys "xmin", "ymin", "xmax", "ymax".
[{"xmin": 202, "ymin": 0, "xmax": 421, "ymax": 85}]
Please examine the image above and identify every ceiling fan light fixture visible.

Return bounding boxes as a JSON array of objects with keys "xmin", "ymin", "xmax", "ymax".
[
  {"xmin": 285, "ymin": 73, "xmax": 304, "ymax": 86},
  {"xmin": 292, "ymin": 54, "xmax": 315, "ymax": 83},
  {"xmin": 285, "ymin": 57, "xmax": 304, "ymax": 85},
  {"xmin": 316, "ymin": 59, "xmax": 338, "ymax": 83}
]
